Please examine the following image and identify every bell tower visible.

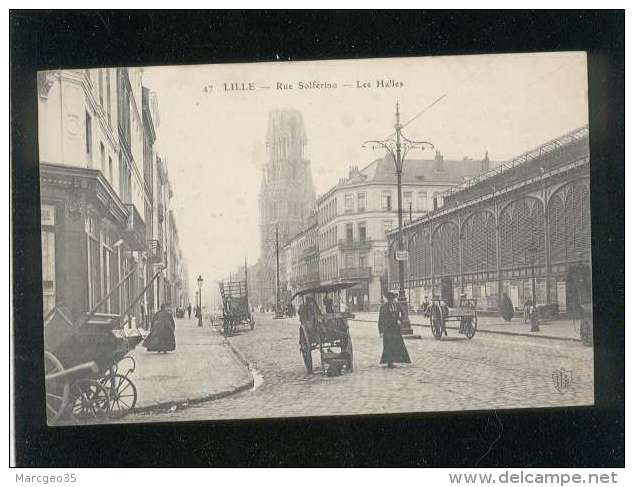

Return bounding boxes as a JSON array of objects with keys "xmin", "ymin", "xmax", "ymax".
[{"xmin": 257, "ymin": 109, "xmax": 316, "ymax": 305}]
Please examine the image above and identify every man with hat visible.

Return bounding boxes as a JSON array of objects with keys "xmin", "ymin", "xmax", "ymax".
[{"xmin": 378, "ymin": 291, "xmax": 411, "ymax": 368}]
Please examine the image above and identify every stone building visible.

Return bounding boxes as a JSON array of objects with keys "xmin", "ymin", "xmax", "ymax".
[
  {"xmin": 312, "ymin": 153, "xmax": 485, "ymax": 311},
  {"xmin": 386, "ymin": 126, "xmax": 591, "ymax": 313},
  {"xmin": 281, "ymin": 152, "xmax": 485, "ymax": 311},
  {"xmin": 38, "ymin": 68, "xmax": 187, "ymax": 326},
  {"xmin": 254, "ymin": 109, "xmax": 316, "ymax": 307}
]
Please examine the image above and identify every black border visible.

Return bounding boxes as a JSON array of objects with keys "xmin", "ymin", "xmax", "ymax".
[{"xmin": 11, "ymin": 10, "xmax": 625, "ymax": 467}]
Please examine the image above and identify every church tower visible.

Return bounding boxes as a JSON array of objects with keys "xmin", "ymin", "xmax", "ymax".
[{"xmin": 257, "ymin": 109, "xmax": 316, "ymax": 305}]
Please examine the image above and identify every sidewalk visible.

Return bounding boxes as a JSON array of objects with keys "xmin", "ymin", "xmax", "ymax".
[
  {"xmin": 351, "ymin": 312, "xmax": 582, "ymax": 341},
  {"xmin": 127, "ymin": 317, "xmax": 253, "ymax": 412}
]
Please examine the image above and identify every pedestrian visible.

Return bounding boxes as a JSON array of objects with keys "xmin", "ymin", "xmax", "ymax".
[
  {"xmin": 143, "ymin": 303, "xmax": 176, "ymax": 354},
  {"xmin": 187, "ymin": 303, "xmax": 192, "ymax": 319},
  {"xmin": 140, "ymin": 303, "xmax": 146, "ymax": 329},
  {"xmin": 378, "ymin": 291, "xmax": 411, "ymax": 368},
  {"xmin": 523, "ymin": 298, "xmax": 532, "ymax": 323}
]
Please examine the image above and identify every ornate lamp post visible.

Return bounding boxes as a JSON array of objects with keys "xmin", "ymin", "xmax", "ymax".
[
  {"xmin": 197, "ymin": 275, "xmax": 204, "ymax": 327},
  {"xmin": 363, "ymin": 102, "xmax": 434, "ymax": 334}
]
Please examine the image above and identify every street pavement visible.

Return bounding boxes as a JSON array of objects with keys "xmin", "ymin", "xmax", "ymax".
[
  {"xmin": 352, "ymin": 312, "xmax": 583, "ymax": 341},
  {"xmin": 123, "ymin": 316, "xmax": 253, "ymax": 414},
  {"xmin": 123, "ymin": 311, "xmax": 594, "ymax": 424}
]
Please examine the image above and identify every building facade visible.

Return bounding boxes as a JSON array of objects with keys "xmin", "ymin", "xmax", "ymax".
[
  {"xmin": 386, "ymin": 126, "xmax": 591, "ymax": 313},
  {"xmin": 38, "ymin": 68, "xmax": 187, "ymax": 326},
  {"xmin": 254, "ymin": 109, "xmax": 316, "ymax": 308},
  {"xmin": 282, "ymin": 153, "xmax": 485, "ymax": 311}
]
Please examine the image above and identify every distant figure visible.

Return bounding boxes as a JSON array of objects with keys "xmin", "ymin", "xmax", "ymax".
[
  {"xmin": 140, "ymin": 303, "xmax": 146, "ymax": 329},
  {"xmin": 187, "ymin": 303, "xmax": 192, "ymax": 319},
  {"xmin": 323, "ymin": 296, "xmax": 335, "ymax": 313},
  {"xmin": 378, "ymin": 292, "xmax": 411, "ymax": 368},
  {"xmin": 523, "ymin": 298, "xmax": 533, "ymax": 323},
  {"xmin": 143, "ymin": 304, "xmax": 176, "ymax": 354}
]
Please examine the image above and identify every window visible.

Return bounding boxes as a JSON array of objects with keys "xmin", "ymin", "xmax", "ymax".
[
  {"xmin": 345, "ymin": 253, "xmax": 355, "ymax": 268},
  {"xmin": 100, "ymin": 142, "xmax": 106, "ymax": 173},
  {"xmin": 417, "ymin": 191, "xmax": 428, "ymax": 211},
  {"xmin": 357, "ymin": 192, "xmax": 366, "ymax": 212},
  {"xmin": 85, "ymin": 111, "xmax": 93, "ymax": 165},
  {"xmin": 359, "ymin": 254, "xmax": 367, "ymax": 268},
  {"xmin": 358, "ymin": 221, "xmax": 367, "ymax": 241},
  {"xmin": 432, "ymin": 192, "xmax": 440, "ymax": 209},
  {"xmin": 41, "ymin": 205, "xmax": 56, "ymax": 315},
  {"xmin": 344, "ymin": 193, "xmax": 354, "ymax": 213},
  {"xmin": 346, "ymin": 223, "xmax": 353, "ymax": 242},
  {"xmin": 108, "ymin": 156, "xmax": 113, "ymax": 184},
  {"xmin": 403, "ymin": 191, "xmax": 413, "ymax": 213},
  {"xmin": 382, "ymin": 191, "xmax": 392, "ymax": 211}
]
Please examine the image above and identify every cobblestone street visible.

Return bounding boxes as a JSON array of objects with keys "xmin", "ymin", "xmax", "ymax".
[{"xmin": 126, "ymin": 312, "xmax": 594, "ymax": 424}]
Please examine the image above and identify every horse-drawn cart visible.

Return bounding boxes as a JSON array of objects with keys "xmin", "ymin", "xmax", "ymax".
[
  {"xmin": 428, "ymin": 297, "xmax": 478, "ymax": 340},
  {"xmin": 219, "ymin": 280, "xmax": 254, "ymax": 336},
  {"xmin": 291, "ymin": 282, "xmax": 357, "ymax": 376}
]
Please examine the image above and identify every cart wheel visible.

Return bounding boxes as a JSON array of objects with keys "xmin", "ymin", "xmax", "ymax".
[
  {"xmin": 343, "ymin": 333, "xmax": 354, "ymax": 372},
  {"xmin": 70, "ymin": 379, "xmax": 111, "ymax": 422},
  {"xmin": 430, "ymin": 304, "xmax": 444, "ymax": 340},
  {"xmin": 100, "ymin": 373, "xmax": 138, "ymax": 418},
  {"xmin": 299, "ymin": 328, "xmax": 313, "ymax": 373},
  {"xmin": 463, "ymin": 317, "xmax": 477, "ymax": 339},
  {"xmin": 44, "ymin": 351, "xmax": 70, "ymax": 425}
]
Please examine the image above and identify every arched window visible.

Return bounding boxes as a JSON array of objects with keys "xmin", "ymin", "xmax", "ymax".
[
  {"xmin": 499, "ymin": 197, "xmax": 545, "ymax": 269},
  {"xmin": 432, "ymin": 222, "xmax": 459, "ymax": 277},
  {"xmin": 548, "ymin": 181, "xmax": 591, "ymax": 264},
  {"xmin": 462, "ymin": 212, "xmax": 497, "ymax": 274}
]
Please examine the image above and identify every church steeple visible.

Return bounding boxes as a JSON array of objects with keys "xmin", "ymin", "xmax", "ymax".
[{"xmin": 258, "ymin": 109, "xmax": 316, "ymax": 303}]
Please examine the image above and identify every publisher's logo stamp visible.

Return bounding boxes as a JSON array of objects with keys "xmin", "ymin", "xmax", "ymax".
[{"xmin": 552, "ymin": 368, "xmax": 573, "ymax": 393}]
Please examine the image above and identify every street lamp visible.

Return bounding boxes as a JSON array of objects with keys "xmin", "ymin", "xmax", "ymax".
[
  {"xmin": 197, "ymin": 275, "xmax": 204, "ymax": 327},
  {"xmin": 524, "ymin": 242, "xmax": 540, "ymax": 332},
  {"xmin": 363, "ymin": 101, "xmax": 434, "ymax": 334}
]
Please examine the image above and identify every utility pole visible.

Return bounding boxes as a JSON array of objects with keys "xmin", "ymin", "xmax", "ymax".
[
  {"xmin": 274, "ymin": 223, "xmax": 284, "ymax": 319},
  {"xmin": 364, "ymin": 101, "xmax": 434, "ymax": 336}
]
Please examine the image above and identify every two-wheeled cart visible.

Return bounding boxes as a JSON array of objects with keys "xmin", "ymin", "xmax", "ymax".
[
  {"xmin": 428, "ymin": 297, "xmax": 478, "ymax": 340},
  {"xmin": 43, "ymin": 267, "xmax": 160, "ymax": 425},
  {"xmin": 291, "ymin": 282, "xmax": 357, "ymax": 376},
  {"xmin": 219, "ymin": 280, "xmax": 254, "ymax": 336}
]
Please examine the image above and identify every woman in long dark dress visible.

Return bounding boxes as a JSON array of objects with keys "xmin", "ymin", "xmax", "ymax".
[
  {"xmin": 143, "ymin": 304, "xmax": 176, "ymax": 353},
  {"xmin": 378, "ymin": 292, "xmax": 411, "ymax": 368}
]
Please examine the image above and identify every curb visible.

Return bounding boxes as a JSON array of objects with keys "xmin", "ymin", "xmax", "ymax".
[
  {"xmin": 350, "ymin": 318, "xmax": 581, "ymax": 343},
  {"xmin": 131, "ymin": 336, "xmax": 255, "ymax": 416}
]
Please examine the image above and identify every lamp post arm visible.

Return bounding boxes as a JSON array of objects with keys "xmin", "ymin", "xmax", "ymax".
[{"xmin": 362, "ymin": 139, "xmax": 397, "ymax": 167}]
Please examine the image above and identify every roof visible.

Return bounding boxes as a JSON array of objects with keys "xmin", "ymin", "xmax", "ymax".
[{"xmin": 336, "ymin": 152, "xmax": 486, "ymax": 189}]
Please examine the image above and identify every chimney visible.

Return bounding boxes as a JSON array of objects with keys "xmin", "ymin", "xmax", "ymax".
[
  {"xmin": 482, "ymin": 150, "xmax": 490, "ymax": 172},
  {"xmin": 434, "ymin": 150, "xmax": 444, "ymax": 171}
]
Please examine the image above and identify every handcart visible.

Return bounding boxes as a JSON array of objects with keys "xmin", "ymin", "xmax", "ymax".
[
  {"xmin": 291, "ymin": 282, "xmax": 357, "ymax": 376},
  {"xmin": 218, "ymin": 280, "xmax": 254, "ymax": 336},
  {"xmin": 43, "ymin": 267, "xmax": 159, "ymax": 424},
  {"xmin": 428, "ymin": 296, "xmax": 478, "ymax": 340}
]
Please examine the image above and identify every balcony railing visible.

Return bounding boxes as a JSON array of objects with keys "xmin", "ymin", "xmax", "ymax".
[
  {"xmin": 339, "ymin": 266, "xmax": 372, "ymax": 279},
  {"xmin": 124, "ymin": 204, "xmax": 147, "ymax": 251},
  {"xmin": 302, "ymin": 244, "xmax": 318, "ymax": 257},
  {"xmin": 338, "ymin": 238, "xmax": 372, "ymax": 251}
]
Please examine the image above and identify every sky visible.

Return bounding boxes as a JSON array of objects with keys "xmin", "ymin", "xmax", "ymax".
[{"xmin": 142, "ymin": 52, "xmax": 588, "ymax": 305}]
